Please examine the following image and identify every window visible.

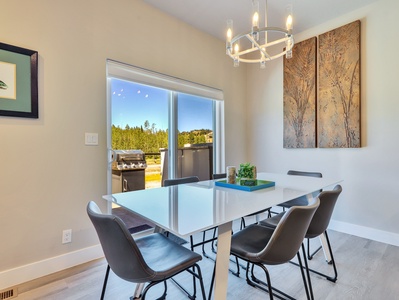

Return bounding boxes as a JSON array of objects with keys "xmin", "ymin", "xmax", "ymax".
[{"xmin": 106, "ymin": 60, "xmax": 224, "ymax": 192}]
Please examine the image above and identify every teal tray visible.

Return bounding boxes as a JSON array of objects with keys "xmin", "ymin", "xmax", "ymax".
[{"xmin": 215, "ymin": 179, "xmax": 275, "ymax": 191}]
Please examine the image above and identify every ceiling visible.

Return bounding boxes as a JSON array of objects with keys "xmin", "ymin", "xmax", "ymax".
[{"xmin": 143, "ymin": 0, "xmax": 377, "ymax": 41}]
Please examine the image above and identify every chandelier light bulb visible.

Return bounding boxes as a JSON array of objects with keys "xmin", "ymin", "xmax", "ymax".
[
  {"xmin": 286, "ymin": 15, "xmax": 293, "ymax": 31},
  {"xmin": 226, "ymin": 19, "xmax": 233, "ymax": 43},
  {"xmin": 226, "ymin": 19, "xmax": 233, "ymax": 54},
  {"xmin": 227, "ymin": 28, "xmax": 232, "ymax": 42},
  {"xmin": 253, "ymin": 12, "xmax": 259, "ymax": 28},
  {"xmin": 234, "ymin": 43, "xmax": 239, "ymax": 54}
]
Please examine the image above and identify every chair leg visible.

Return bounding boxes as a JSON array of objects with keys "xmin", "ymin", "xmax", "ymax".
[
  {"xmin": 307, "ymin": 237, "xmax": 322, "ymax": 260},
  {"xmin": 232, "ymin": 256, "xmax": 240, "ymax": 277},
  {"xmin": 141, "ymin": 280, "xmax": 167, "ymax": 300},
  {"xmin": 304, "ymin": 231, "xmax": 338, "ymax": 282},
  {"xmin": 325, "ymin": 231, "xmax": 338, "ymax": 281},
  {"xmin": 300, "ymin": 245, "xmax": 313, "ymax": 300},
  {"xmin": 211, "ymin": 227, "xmax": 217, "ymax": 254},
  {"xmin": 246, "ymin": 261, "xmax": 296, "ymax": 300},
  {"xmin": 202, "ymin": 231, "xmax": 209, "ymax": 257},
  {"xmin": 170, "ymin": 260, "xmax": 209, "ymax": 300},
  {"xmin": 309, "ymin": 231, "xmax": 338, "ymax": 282},
  {"xmin": 258, "ymin": 264, "xmax": 273, "ymax": 300},
  {"xmin": 288, "ymin": 234, "xmax": 338, "ymax": 284},
  {"xmin": 101, "ymin": 264, "xmax": 110, "ymax": 300},
  {"xmin": 240, "ymin": 217, "xmax": 246, "ymax": 230},
  {"xmin": 202, "ymin": 230, "xmax": 218, "ymax": 259},
  {"xmin": 193, "ymin": 263, "xmax": 207, "ymax": 300},
  {"xmin": 208, "ymin": 263, "xmax": 216, "ymax": 300}
]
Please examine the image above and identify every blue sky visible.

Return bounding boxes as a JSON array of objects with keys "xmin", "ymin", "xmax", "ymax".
[{"xmin": 111, "ymin": 79, "xmax": 213, "ymax": 132}]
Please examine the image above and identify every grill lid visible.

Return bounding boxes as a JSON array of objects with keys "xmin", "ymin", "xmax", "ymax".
[
  {"xmin": 112, "ymin": 150, "xmax": 147, "ymax": 170},
  {"xmin": 113, "ymin": 150, "xmax": 145, "ymax": 162}
]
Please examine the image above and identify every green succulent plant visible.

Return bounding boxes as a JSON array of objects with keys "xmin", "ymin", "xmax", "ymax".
[{"xmin": 237, "ymin": 162, "xmax": 256, "ymax": 179}]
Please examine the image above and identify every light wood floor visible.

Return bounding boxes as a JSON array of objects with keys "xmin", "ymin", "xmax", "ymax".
[{"xmin": 16, "ymin": 220, "xmax": 399, "ymax": 300}]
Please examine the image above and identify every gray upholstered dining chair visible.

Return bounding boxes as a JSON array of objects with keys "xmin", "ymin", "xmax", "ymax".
[
  {"xmin": 278, "ymin": 170, "xmax": 323, "ymax": 209},
  {"xmin": 209, "ymin": 198, "xmax": 320, "ymax": 300},
  {"xmin": 87, "ymin": 201, "xmax": 206, "ymax": 300},
  {"xmin": 259, "ymin": 185, "xmax": 342, "ymax": 299}
]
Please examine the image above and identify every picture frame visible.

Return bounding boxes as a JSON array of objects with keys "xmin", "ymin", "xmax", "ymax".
[{"xmin": 0, "ymin": 42, "xmax": 38, "ymax": 118}]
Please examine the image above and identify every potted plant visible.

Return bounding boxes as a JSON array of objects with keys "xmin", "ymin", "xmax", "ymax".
[{"xmin": 237, "ymin": 163, "xmax": 257, "ymax": 186}]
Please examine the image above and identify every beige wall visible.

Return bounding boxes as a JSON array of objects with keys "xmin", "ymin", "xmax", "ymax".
[
  {"xmin": 0, "ymin": 0, "xmax": 247, "ymax": 287},
  {"xmin": 247, "ymin": 0, "xmax": 399, "ymax": 242}
]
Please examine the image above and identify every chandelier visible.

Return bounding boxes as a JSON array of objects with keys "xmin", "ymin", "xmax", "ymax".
[{"xmin": 226, "ymin": 0, "xmax": 294, "ymax": 68}]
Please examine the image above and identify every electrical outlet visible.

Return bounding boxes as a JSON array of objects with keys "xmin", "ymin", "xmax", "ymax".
[{"xmin": 62, "ymin": 229, "xmax": 72, "ymax": 244}]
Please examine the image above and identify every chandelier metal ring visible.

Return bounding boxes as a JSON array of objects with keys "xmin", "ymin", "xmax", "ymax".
[{"xmin": 225, "ymin": 0, "xmax": 294, "ymax": 68}]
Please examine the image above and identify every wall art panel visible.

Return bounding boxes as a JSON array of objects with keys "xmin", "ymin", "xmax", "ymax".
[
  {"xmin": 283, "ymin": 37, "xmax": 317, "ymax": 148},
  {"xmin": 318, "ymin": 20, "xmax": 361, "ymax": 148}
]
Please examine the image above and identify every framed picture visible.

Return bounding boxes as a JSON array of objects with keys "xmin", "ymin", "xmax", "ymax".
[
  {"xmin": 283, "ymin": 37, "xmax": 317, "ymax": 148},
  {"xmin": 0, "ymin": 42, "xmax": 38, "ymax": 118},
  {"xmin": 318, "ymin": 21, "xmax": 361, "ymax": 148}
]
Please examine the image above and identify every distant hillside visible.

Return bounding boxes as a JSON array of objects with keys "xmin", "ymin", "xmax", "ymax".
[{"xmin": 112, "ymin": 122, "xmax": 212, "ymax": 152}]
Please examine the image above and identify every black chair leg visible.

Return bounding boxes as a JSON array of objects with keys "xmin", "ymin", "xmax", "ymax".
[
  {"xmin": 326, "ymin": 231, "xmax": 338, "ymax": 281},
  {"xmin": 307, "ymin": 237, "xmax": 322, "ymax": 261},
  {"xmin": 300, "ymin": 245, "xmax": 313, "ymax": 300},
  {"xmin": 305, "ymin": 231, "xmax": 338, "ymax": 282},
  {"xmin": 141, "ymin": 280, "xmax": 167, "ymax": 300},
  {"xmin": 208, "ymin": 264, "xmax": 216, "ymax": 300},
  {"xmin": 240, "ymin": 217, "xmax": 246, "ymax": 230},
  {"xmin": 211, "ymin": 228, "xmax": 217, "ymax": 253},
  {"xmin": 202, "ymin": 231, "xmax": 208, "ymax": 257},
  {"xmin": 193, "ymin": 264, "xmax": 207, "ymax": 300},
  {"xmin": 101, "ymin": 264, "xmax": 110, "ymax": 300},
  {"xmin": 317, "ymin": 231, "xmax": 338, "ymax": 282},
  {"xmin": 247, "ymin": 261, "xmax": 296, "ymax": 300}
]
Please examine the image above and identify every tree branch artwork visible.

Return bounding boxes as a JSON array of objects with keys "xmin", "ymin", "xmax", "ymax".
[
  {"xmin": 318, "ymin": 21, "xmax": 361, "ymax": 148},
  {"xmin": 283, "ymin": 37, "xmax": 317, "ymax": 148}
]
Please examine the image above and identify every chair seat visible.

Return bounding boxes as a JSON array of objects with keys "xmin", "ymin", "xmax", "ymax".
[
  {"xmin": 137, "ymin": 233, "xmax": 202, "ymax": 281},
  {"xmin": 230, "ymin": 224, "xmax": 274, "ymax": 264},
  {"xmin": 259, "ymin": 212, "xmax": 285, "ymax": 229},
  {"xmin": 278, "ymin": 196, "xmax": 309, "ymax": 208}
]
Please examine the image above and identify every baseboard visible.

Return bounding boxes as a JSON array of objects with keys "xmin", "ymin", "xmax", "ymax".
[
  {"xmin": 329, "ymin": 220, "xmax": 399, "ymax": 247},
  {"xmin": 0, "ymin": 244, "xmax": 103, "ymax": 290}
]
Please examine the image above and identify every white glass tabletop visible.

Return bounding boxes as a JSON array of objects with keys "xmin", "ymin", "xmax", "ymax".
[{"xmin": 103, "ymin": 172, "xmax": 341, "ymax": 238}]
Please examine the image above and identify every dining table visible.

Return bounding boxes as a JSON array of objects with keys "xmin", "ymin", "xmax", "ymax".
[{"xmin": 103, "ymin": 172, "xmax": 342, "ymax": 300}]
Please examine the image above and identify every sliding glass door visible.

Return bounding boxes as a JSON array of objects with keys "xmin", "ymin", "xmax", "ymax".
[{"xmin": 106, "ymin": 60, "xmax": 224, "ymax": 193}]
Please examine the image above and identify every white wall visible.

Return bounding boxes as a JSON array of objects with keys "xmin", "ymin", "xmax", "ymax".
[
  {"xmin": 0, "ymin": 0, "xmax": 247, "ymax": 289},
  {"xmin": 247, "ymin": 0, "xmax": 399, "ymax": 245}
]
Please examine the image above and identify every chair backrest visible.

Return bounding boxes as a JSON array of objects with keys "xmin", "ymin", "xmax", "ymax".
[
  {"xmin": 288, "ymin": 170, "xmax": 323, "ymax": 198},
  {"xmin": 287, "ymin": 170, "xmax": 322, "ymax": 178},
  {"xmin": 212, "ymin": 173, "xmax": 227, "ymax": 180},
  {"xmin": 87, "ymin": 201, "xmax": 155, "ymax": 283},
  {"xmin": 306, "ymin": 185, "xmax": 342, "ymax": 238},
  {"xmin": 256, "ymin": 199, "xmax": 320, "ymax": 265},
  {"xmin": 163, "ymin": 176, "xmax": 199, "ymax": 187}
]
